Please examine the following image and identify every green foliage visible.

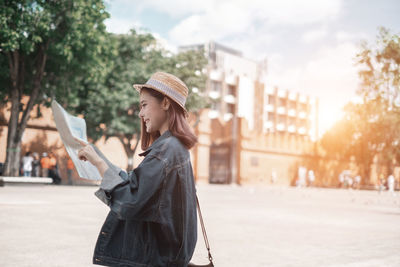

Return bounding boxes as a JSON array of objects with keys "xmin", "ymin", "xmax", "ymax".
[{"xmin": 0, "ymin": 0, "xmax": 111, "ymax": 107}]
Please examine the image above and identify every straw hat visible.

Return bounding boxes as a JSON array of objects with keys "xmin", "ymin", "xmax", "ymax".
[{"xmin": 133, "ymin": 72, "xmax": 189, "ymax": 116}]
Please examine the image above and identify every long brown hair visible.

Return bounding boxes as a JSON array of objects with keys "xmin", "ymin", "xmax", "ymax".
[{"xmin": 140, "ymin": 87, "xmax": 198, "ymax": 151}]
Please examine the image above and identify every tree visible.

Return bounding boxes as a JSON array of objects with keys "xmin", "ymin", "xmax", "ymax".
[
  {"xmin": 320, "ymin": 27, "xmax": 400, "ymax": 183},
  {"xmin": 356, "ymin": 27, "xmax": 400, "ymax": 176},
  {"xmin": 0, "ymin": 0, "xmax": 110, "ymax": 176},
  {"xmin": 81, "ymin": 29, "xmax": 209, "ymax": 171}
]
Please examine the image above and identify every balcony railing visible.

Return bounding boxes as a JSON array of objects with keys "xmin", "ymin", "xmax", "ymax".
[
  {"xmin": 209, "ymin": 91, "xmax": 220, "ymax": 99},
  {"xmin": 277, "ymin": 107, "xmax": 286, "ymax": 115},
  {"xmin": 277, "ymin": 123, "xmax": 285, "ymax": 131},
  {"xmin": 288, "ymin": 125, "xmax": 296, "ymax": 133},
  {"xmin": 288, "ymin": 109, "xmax": 296, "ymax": 117},
  {"xmin": 224, "ymin": 94, "xmax": 236, "ymax": 104},
  {"xmin": 265, "ymin": 104, "xmax": 274, "ymax": 112}
]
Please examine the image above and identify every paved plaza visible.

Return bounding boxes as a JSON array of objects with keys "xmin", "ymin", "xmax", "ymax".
[{"xmin": 0, "ymin": 183, "xmax": 399, "ymax": 267}]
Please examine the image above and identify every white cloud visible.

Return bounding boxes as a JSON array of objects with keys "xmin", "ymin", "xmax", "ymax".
[
  {"xmin": 151, "ymin": 32, "xmax": 178, "ymax": 53},
  {"xmin": 168, "ymin": 3, "xmax": 253, "ymax": 45},
  {"xmin": 334, "ymin": 30, "xmax": 369, "ymax": 42},
  {"xmin": 302, "ymin": 29, "xmax": 328, "ymax": 43},
  {"xmin": 252, "ymin": 0, "xmax": 342, "ymax": 25},
  {"xmin": 138, "ymin": 0, "xmax": 342, "ymax": 24},
  {"xmin": 167, "ymin": 0, "xmax": 342, "ymax": 45},
  {"xmin": 105, "ymin": 17, "xmax": 142, "ymax": 34},
  {"xmin": 128, "ymin": 0, "xmax": 212, "ymax": 18}
]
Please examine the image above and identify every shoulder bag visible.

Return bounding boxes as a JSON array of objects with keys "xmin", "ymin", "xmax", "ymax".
[{"xmin": 188, "ymin": 195, "xmax": 214, "ymax": 267}]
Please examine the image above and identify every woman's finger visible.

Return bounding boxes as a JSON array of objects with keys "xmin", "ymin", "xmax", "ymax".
[
  {"xmin": 77, "ymin": 149, "xmax": 87, "ymax": 161},
  {"xmin": 74, "ymin": 137, "xmax": 89, "ymax": 146}
]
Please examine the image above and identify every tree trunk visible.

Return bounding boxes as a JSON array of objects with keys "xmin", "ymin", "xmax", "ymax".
[
  {"xmin": 3, "ymin": 140, "xmax": 22, "ymax": 177},
  {"xmin": 117, "ymin": 134, "xmax": 140, "ymax": 172},
  {"xmin": 3, "ymin": 87, "xmax": 24, "ymax": 176},
  {"xmin": 3, "ymin": 44, "xmax": 48, "ymax": 176},
  {"xmin": 126, "ymin": 152, "xmax": 134, "ymax": 172},
  {"xmin": 3, "ymin": 51, "xmax": 22, "ymax": 176}
]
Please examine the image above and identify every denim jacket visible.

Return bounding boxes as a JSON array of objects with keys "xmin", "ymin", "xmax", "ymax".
[{"xmin": 91, "ymin": 130, "xmax": 197, "ymax": 267}]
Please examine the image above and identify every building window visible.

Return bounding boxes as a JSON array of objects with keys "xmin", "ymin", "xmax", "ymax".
[
  {"xmin": 297, "ymin": 119, "xmax": 307, "ymax": 128},
  {"xmin": 211, "ymin": 81, "xmax": 222, "ymax": 92},
  {"xmin": 289, "ymin": 100, "xmax": 296, "ymax": 109},
  {"xmin": 227, "ymin": 103, "xmax": 235, "ymax": 114},
  {"xmin": 278, "ymin": 98, "xmax": 287, "ymax": 107},
  {"xmin": 268, "ymin": 96, "xmax": 275, "ymax": 105},
  {"xmin": 300, "ymin": 103, "xmax": 307, "ymax": 112},
  {"xmin": 211, "ymin": 101, "xmax": 220, "ymax": 111},
  {"xmin": 278, "ymin": 114, "xmax": 286, "ymax": 125},
  {"xmin": 268, "ymin": 112, "xmax": 275, "ymax": 121},
  {"xmin": 228, "ymin": 85, "xmax": 236, "ymax": 96}
]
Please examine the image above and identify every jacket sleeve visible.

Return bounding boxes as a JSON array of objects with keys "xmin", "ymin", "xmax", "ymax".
[{"xmin": 94, "ymin": 154, "xmax": 166, "ymax": 222}]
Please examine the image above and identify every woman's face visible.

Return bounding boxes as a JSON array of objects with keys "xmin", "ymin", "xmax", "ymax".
[{"xmin": 138, "ymin": 89, "xmax": 168, "ymax": 133}]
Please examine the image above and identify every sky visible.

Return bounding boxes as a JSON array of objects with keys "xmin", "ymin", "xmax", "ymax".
[{"xmin": 103, "ymin": 0, "xmax": 400, "ymax": 137}]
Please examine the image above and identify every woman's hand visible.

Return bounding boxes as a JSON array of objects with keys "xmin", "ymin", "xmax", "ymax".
[
  {"xmin": 74, "ymin": 138, "xmax": 110, "ymax": 178},
  {"xmin": 74, "ymin": 138, "xmax": 103, "ymax": 167}
]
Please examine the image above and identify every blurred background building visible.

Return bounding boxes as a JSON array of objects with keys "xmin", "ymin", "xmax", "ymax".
[{"xmin": 180, "ymin": 41, "xmax": 319, "ymax": 185}]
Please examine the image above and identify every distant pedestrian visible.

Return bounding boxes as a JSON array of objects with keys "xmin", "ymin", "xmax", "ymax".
[
  {"xmin": 308, "ymin": 170, "xmax": 315, "ymax": 187},
  {"xmin": 32, "ymin": 152, "xmax": 40, "ymax": 177},
  {"xmin": 339, "ymin": 173, "xmax": 344, "ymax": 188},
  {"xmin": 40, "ymin": 153, "xmax": 50, "ymax": 177},
  {"xmin": 388, "ymin": 175, "xmax": 395, "ymax": 195},
  {"xmin": 67, "ymin": 157, "xmax": 74, "ymax": 185},
  {"xmin": 297, "ymin": 166, "xmax": 307, "ymax": 188},
  {"xmin": 49, "ymin": 152, "xmax": 61, "ymax": 184},
  {"xmin": 347, "ymin": 177, "xmax": 353, "ymax": 190},
  {"xmin": 378, "ymin": 174, "xmax": 386, "ymax": 193},
  {"xmin": 271, "ymin": 169, "xmax": 277, "ymax": 184},
  {"xmin": 354, "ymin": 175, "xmax": 361, "ymax": 190},
  {"xmin": 22, "ymin": 152, "xmax": 33, "ymax": 177}
]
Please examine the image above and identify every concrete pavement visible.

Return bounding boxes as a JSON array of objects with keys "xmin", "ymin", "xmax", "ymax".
[{"xmin": 0, "ymin": 184, "xmax": 399, "ymax": 266}]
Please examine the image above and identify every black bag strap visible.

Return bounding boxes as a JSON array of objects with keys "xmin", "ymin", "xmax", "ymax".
[{"xmin": 195, "ymin": 194, "xmax": 214, "ymax": 264}]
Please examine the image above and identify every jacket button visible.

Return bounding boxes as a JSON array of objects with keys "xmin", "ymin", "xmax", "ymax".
[
  {"xmin": 101, "ymin": 231, "xmax": 107, "ymax": 235},
  {"xmin": 95, "ymin": 258, "xmax": 100, "ymax": 262}
]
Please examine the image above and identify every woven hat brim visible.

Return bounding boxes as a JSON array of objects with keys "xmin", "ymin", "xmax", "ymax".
[{"xmin": 133, "ymin": 83, "xmax": 189, "ymax": 117}]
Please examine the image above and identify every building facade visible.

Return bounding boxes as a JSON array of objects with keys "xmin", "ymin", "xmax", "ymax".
[{"xmin": 180, "ymin": 41, "xmax": 319, "ymax": 185}]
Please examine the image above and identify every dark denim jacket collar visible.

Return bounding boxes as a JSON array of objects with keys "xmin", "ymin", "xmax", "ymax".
[{"xmin": 138, "ymin": 130, "xmax": 172, "ymax": 157}]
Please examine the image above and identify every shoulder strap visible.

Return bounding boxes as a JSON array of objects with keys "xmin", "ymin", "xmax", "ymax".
[{"xmin": 195, "ymin": 194, "xmax": 214, "ymax": 263}]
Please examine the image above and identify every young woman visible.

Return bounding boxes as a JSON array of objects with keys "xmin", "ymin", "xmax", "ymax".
[{"xmin": 76, "ymin": 72, "xmax": 198, "ymax": 267}]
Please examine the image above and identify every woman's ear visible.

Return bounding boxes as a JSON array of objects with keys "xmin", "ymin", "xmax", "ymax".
[{"xmin": 161, "ymin": 97, "xmax": 170, "ymax": 111}]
